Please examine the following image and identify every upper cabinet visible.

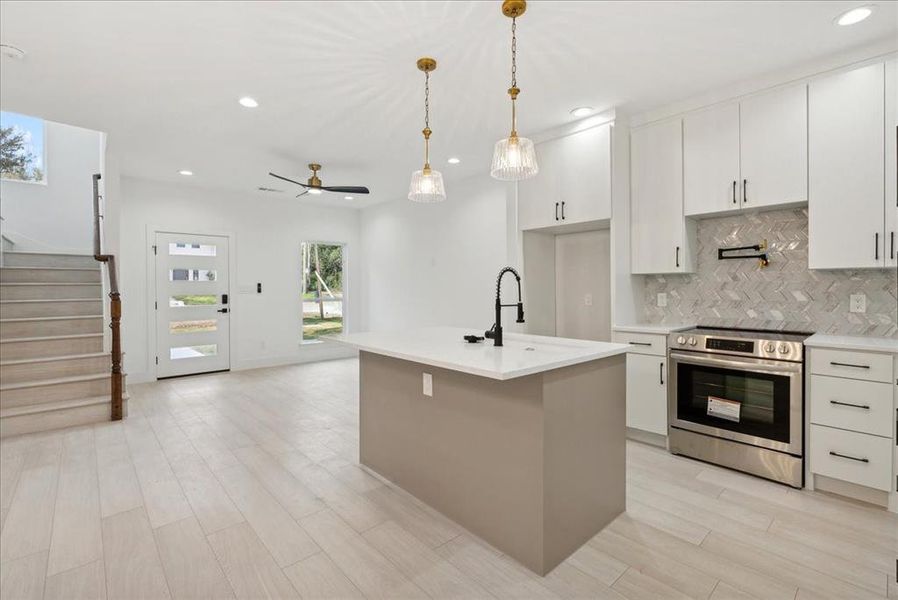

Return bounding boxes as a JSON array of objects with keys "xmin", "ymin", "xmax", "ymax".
[
  {"xmin": 886, "ymin": 58, "xmax": 897, "ymax": 268},
  {"xmin": 809, "ymin": 62, "xmax": 886, "ymax": 269},
  {"xmin": 630, "ymin": 119, "xmax": 696, "ymax": 274},
  {"xmin": 517, "ymin": 123, "xmax": 611, "ymax": 231},
  {"xmin": 683, "ymin": 84, "xmax": 807, "ymax": 217}
]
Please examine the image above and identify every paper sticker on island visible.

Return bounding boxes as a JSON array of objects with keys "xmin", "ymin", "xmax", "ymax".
[{"xmin": 707, "ymin": 396, "xmax": 741, "ymax": 422}]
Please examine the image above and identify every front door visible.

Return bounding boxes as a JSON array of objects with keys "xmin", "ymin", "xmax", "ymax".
[{"xmin": 155, "ymin": 232, "xmax": 230, "ymax": 378}]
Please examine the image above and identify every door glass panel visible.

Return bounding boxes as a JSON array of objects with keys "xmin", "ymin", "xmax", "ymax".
[
  {"xmin": 676, "ymin": 363, "xmax": 791, "ymax": 443},
  {"xmin": 168, "ymin": 243, "xmax": 217, "ymax": 256},
  {"xmin": 169, "ymin": 294, "xmax": 217, "ymax": 307},
  {"xmin": 169, "ymin": 268, "xmax": 217, "ymax": 281},
  {"xmin": 170, "ymin": 344, "xmax": 218, "ymax": 360},
  {"xmin": 170, "ymin": 319, "xmax": 217, "ymax": 335}
]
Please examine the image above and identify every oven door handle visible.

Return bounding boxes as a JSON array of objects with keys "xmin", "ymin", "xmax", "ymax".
[{"xmin": 668, "ymin": 351, "xmax": 802, "ymax": 375}]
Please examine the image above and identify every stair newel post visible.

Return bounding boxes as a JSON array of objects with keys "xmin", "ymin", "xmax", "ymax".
[{"xmin": 109, "ymin": 290, "xmax": 123, "ymax": 421}]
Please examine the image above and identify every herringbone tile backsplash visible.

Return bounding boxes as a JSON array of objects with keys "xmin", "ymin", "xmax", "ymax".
[{"xmin": 643, "ymin": 208, "xmax": 898, "ymax": 337}]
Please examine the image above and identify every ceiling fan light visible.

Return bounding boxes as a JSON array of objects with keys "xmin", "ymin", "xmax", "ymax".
[
  {"xmin": 308, "ymin": 188, "xmax": 323, "ymax": 195},
  {"xmin": 491, "ymin": 135, "xmax": 538, "ymax": 181},
  {"xmin": 408, "ymin": 168, "xmax": 446, "ymax": 203}
]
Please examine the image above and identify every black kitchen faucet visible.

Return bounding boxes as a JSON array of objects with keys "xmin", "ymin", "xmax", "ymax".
[{"xmin": 485, "ymin": 266, "xmax": 525, "ymax": 347}]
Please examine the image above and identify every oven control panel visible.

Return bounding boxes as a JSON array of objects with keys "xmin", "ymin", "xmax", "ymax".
[
  {"xmin": 706, "ymin": 338, "xmax": 754, "ymax": 353},
  {"xmin": 669, "ymin": 329, "xmax": 806, "ymax": 362}
]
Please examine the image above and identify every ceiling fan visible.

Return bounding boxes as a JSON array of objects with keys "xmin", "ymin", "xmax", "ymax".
[{"xmin": 269, "ymin": 163, "xmax": 370, "ymax": 198}]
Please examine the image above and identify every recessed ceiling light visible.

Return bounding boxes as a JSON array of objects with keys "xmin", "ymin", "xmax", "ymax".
[
  {"xmin": 178, "ymin": 170, "xmax": 193, "ymax": 176},
  {"xmin": 308, "ymin": 188, "xmax": 323, "ymax": 195},
  {"xmin": 0, "ymin": 44, "xmax": 26, "ymax": 60},
  {"xmin": 344, "ymin": 195, "xmax": 354, "ymax": 200},
  {"xmin": 447, "ymin": 157, "xmax": 461, "ymax": 165},
  {"xmin": 834, "ymin": 5, "xmax": 875, "ymax": 25},
  {"xmin": 570, "ymin": 107, "xmax": 594, "ymax": 118},
  {"xmin": 238, "ymin": 96, "xmax": 259, "ymax": 108}
]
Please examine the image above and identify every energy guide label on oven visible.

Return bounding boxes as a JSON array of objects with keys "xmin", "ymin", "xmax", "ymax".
[{"xmin": 707, "ymin": 396, "xmax": 741, "ymax": 422}]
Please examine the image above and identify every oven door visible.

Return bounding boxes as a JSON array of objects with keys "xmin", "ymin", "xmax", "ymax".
[{"xmin": 668, "ymin": 351, "xmax": 803, "ymax": 455}]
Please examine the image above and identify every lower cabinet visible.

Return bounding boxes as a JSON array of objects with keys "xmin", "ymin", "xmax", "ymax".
[{"xmin": 625, "ymin": 352, "xmax": 668, "ymax": 436}]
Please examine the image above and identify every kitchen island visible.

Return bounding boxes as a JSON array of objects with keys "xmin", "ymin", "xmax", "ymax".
[{"xmin": 330, "ymin": 326, "xmax": 629, "ymax": 575}]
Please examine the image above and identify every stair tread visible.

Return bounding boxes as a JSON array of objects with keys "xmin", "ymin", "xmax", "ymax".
[
  {"xmin": 0, "ymin": 299, "xmax": 101, "ymax": 304},
  {"xmin": 2, "ymin": 251, "xmax": 94, "ymax": 256},
  {"xmin": 0, "ymin": 332, "xmax": 104, "ymax": 344},
  {"xmin": 0, "ymin": 372, "xmax": 119, "ymax": 391},
  {"xmin": 0, "ymin": 315, "xmax": 103, "ymax": 323},
  {"xmin": 0, "ymin": 282, "xmax": 101, "ymax": 286},
  {"xmin": 1, "ymin": 393, "xmax": 129, "ymax": 418},
  {"xmin": 0, "ymin": 352, "xmax": 109, "ymax": 366},
  {"xmin": 0, "ymin": 266, "xmax": 99, "ymax": 271}
]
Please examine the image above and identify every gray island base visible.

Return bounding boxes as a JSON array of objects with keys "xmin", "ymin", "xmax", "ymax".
[{"xmin": 358, "ymin": 349, "xmax": 626, "ymax": 575}]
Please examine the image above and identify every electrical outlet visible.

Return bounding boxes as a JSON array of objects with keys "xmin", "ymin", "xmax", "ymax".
[
  {"xmin": 849, "ymin": 294, "xmax": 867, "ymax": 314},
  {"xmin": 422, "ymin": 373, "xmax": 433, "ymax": 397},
  {"xmin": 584, "ymin": 293, "xmax": 593, "ymax": 306},
  {"xmin": 657, "ymin": 293, "xmax": 668, "ymax": 308}
]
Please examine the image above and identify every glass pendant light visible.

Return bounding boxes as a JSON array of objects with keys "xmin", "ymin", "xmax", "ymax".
[
  {"xmin": 491, "ymin": 0, "xmax": 538, "ymax": 181},
  {"xmin": 408, "ymin": 57, "xmax": 447, "ymax": 203}
]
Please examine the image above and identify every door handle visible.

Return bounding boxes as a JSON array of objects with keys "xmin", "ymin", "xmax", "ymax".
[
  {"xmin": 217, "ymin": 308, "xmax": 229, "ymax": 314},
  {"xmin": 659, "ymin": 362, "xmax": 664, "ymax": 385},
  {"xmin": 875, "ymin": 232, "xmax": 879, "ymax": 261},
  {"xmin": 829, "ymin": 451, "xmax": 869, "ymax": 464},
  {"xmin": 742, "ymin": 179, "xmax": 747, "ymax": 203},
  {"xmin": 890, "ymin": 231, "xmax": 894, "ymax": 260},
  {"xmin": 675, "ymin": 246, "xmax": 680, "ymax": 268},
  {"xmin": 561, "ymin": 201, "xmax": 566, "ymax": 220},
  {"xmin": 555, "ymin": 202, "xmax": 559, "ymax": 221},
  {"xmin": 732, "ymin": 180, "xmax": 737, "ymax": 204},
  {"xmin": 829, "ymin": 400, "xmax": 870, "ymax": 410}
]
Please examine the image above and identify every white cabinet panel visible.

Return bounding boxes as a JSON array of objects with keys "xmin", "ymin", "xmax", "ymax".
[
  {"xmin": 810, "ymin": 424, "xmax": 892, "ymax": 491},
  {"xmin": 631, "ymin": 119, "xmax": 692, "ymax": 274},
  {"xmin": 559, "ymin": 124, "xmax": 612, "ymax": 225},
  {"xmin": 684, "ymin": 102, "xmax": 740, "ymax": 216},
  {"xmin": 611, "ymin": 331, "xmax": 667, "ymax": 356},
  {"xmin": 810, "ymin": 375, "xmax": 892, "ymax": 438},
  {"xmin": 517, "ymin": 140, "xmax": 559, "ymax": 231},
  {"xmin": 886, "ymin": 59, "xmax": 897, "ymax": 267},
  {"xmin": 810, "ymin": 347, "xmax": 893, "ymax": 383},
  {"xmin": 626, "ymin": 353, "xmax": 668, "ymax": 436},
  {"xmin": 740, "ymin": 84, "xmax": 808, "ymax": 209},
  {"xmin": 809, "ymin": 63, "xmax": 885, "ymax": 269}
]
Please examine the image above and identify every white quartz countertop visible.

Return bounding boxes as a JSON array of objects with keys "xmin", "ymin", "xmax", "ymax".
[
  {"xmin": 612, "ymin": 323, "xmax": 696, "ymax": 334},
  {"xmin": 328, "ymin": 327, "xmax": 630, "ymax": 380},
  {"xmin": 804, "ymin": 333, "xmax": 898, "ymax": 354}
]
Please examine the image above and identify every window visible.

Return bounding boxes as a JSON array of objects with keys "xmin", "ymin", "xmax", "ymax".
[
  {"xmin": 0, "ymin": 111, "xmax": 46, "ymax": 183},
  {"xmin": 168, "ymin": 242, "xmax": 217, "ymax": 256},
  {"xmin": 301, "ymin": 242, "xmax": 344, "ymax": 342},
  {"xmin": 169, "ymin": 268, "xmax": 217, "ymax": 281}
]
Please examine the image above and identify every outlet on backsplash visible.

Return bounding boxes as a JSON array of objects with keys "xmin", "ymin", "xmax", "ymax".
[
  {"xmin": 849, "ymin": 294, "xmax": 867, "ymax": 314},
  {"xmin": 657, "ymin": 293, "xmax": 668, "ymax": 308}
]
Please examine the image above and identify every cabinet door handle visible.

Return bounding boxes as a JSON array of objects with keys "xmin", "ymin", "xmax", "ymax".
[
  {"xmin": 561, "ymin": 201, "xmax": 566, "ymax": 220},
  {"xmin": 732, "ymin": 180, "xmax": 737, "ymax": 204},
  {"xmin": 891, "ymin": 231, "xmax": 895, "ymax": 260},
  {"xmin": 829, "ymin": 451, "xmax": 869, "ymax": 464},
  {"xmin": 628, "ymin": 341, "xmax": 653, "ymax": 347},
  {"xmin": 829, "ymin": 399, "xmax": 870, "ymax": 410},
  {"xmin": 675, "ymin": 246, "xmax": 680, "ymax": 268},
  {"xmin": 659, "ymin": 362, "xmax": 664, "ymax": 385},
  {"xmin": 875, "ymin": 232, "xmax": 879, "ymax": 261},
  {"xmin": 742, "ymin": 179, "xmax": 747, "ymax": 203},
  {"xmin": 829, "ymin": 361, "xmax": 870, "ymax": 369},
  {"xmin": 555, "ymin": 202, "xmax": 559, "ymax": 221}
]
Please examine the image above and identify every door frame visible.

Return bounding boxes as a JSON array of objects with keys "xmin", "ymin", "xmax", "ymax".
[{"xmin": 146, "ymin": 225, "xmax": 236, "ymax": 380}]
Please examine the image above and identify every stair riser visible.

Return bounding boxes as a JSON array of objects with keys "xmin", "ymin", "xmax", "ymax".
[
  {"xmin": 1, "ymin": 377, "xmax": 122, "ymax": 409},
  {"xmin": 0, "ymin": 398, "xmax": 128, "ymax": 438},
  {"xmin": 1, "ymin": 317, "xmax": 104, "ymax": 339},
  {"xmin": 0, "ymin": 269, "xmax": 101, "ymax": 283},
  {"xmin": 0, "ymin": 284, "xmax": 102, "ymax": 301},
  {"xmin": 0, "ymin": 355, "xmax": 111, "ymax": 384},
  {"xmin": 0, "ymin": 300, "xmax": 103, "ymax": 318},
  {"xmin": 2, "ymin": 254, "xmax": 97, "ymax": 269},
  {"xmin": 0, "ymin": 336, "xmax": 103, "ymax": 360}
]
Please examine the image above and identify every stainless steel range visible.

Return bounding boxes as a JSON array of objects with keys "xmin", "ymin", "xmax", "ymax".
[{"xmin": 667, "ymin": 327, "xmax": 811, "ymax": 488}]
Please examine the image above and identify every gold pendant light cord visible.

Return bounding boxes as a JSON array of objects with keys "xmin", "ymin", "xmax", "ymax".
[
  {"xmin": 509, "ymin": 16, "xmax": 519, "ymax": 137},
  {"xmin": 423, "ymin": 70, "xmax": 431, "ymax": 169}
]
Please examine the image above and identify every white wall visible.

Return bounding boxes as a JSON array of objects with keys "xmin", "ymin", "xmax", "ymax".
[
  {"xmin": 0, "ymin": 119, "xmax": 103, "ymax": 253},
  {"xmin": 358, "ymin": 172, "xmax": 517, "ymax": 333},
  {"xmin": 119, "ymin": 177, "xmax": 361, "ymax": 382}
]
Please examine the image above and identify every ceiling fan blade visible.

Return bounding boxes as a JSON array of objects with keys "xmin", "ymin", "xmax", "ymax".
[
  {"xmin": 321, "ymin": 186, "xmax": 370, "ymax": 194},
  {"xmin": 269, "ymin": 172, "xmax": 309, "ymax": 187},
  {"xmin": 295, "ymin": 189, "xmax": 310, "ymax": 198}
]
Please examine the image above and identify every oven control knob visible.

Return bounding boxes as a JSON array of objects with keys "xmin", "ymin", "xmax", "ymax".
[
  {"xmin": 765, "ymin": 343, "xmax": 776, "ymax": 353},
  {"xmin": 779, "ymin": 344, "xmax": 791, "ymax": 355},
  {"xmin": 687, "ymin": 337, "xmax": 697, "ymax": 346},
  {"xmin": 676, "ymin": 335, "xmax": 686, "ymax": 345}
]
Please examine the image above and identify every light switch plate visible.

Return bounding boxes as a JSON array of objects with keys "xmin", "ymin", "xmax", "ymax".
[
  {"xmin": 584, "ymin": 293, "xmax": 593, "ymax": 306},
  {"xmin": 657, "ymin": 293, "xmax": 668, "ymax": 308},
  {"xmin": 422, "ymin": 373, "xmax": 433, "ymax": 397},
  {"xmin": 849, "ymin": 294, "xmax": 867, "ymax": 313}
]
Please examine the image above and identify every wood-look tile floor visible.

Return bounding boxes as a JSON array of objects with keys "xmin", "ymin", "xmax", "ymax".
[{"xmin": 1, "ymin": 357, "xmax": 895, "ymax": 599}]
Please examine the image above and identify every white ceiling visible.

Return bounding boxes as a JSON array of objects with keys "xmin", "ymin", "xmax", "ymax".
[{"xmin": 1, "ymin": 1, "xmax": 896, "ymax": 207}]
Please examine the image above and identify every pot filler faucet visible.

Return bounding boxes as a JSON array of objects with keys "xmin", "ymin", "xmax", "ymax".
[{"xmin": 485, "ymin": 266, "xmax": 525, "ymax": 347}]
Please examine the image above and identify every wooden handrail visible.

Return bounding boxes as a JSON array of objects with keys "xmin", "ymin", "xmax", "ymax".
[{"xmin": 92, "ymin": 173, "xmax": 123, "ymax": 421}]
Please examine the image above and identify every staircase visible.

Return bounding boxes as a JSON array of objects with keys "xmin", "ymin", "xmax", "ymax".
[{"xmin": 0, "ymin": 251, "xmax": 127, "ymax": 437}]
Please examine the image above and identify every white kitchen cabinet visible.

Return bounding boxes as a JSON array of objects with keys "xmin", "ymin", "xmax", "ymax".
[
  {"xmin": 517, "ymin": 123, "xmax": 611, "ymax": 231},
  {"xmin": 740, "ymin": 84, "xmax": 808, "ymax": 209},
  {"xmin": 886, "ymin": 58, "xmax": 897, "ymax": 267},
  {"xmin": 684, "ymin": 102, "xmax": 741, "ymax": 216},
  {"xmin": 631, "ymin": 118, "xmax": 696, "ymax": 274},
  {"xmin": 625, "ymin": 353, "xmax": 668, "ymax": 436},
  {"xmin": 809, "ymin": 62, "xmax": 886, "ymax": 269}
]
